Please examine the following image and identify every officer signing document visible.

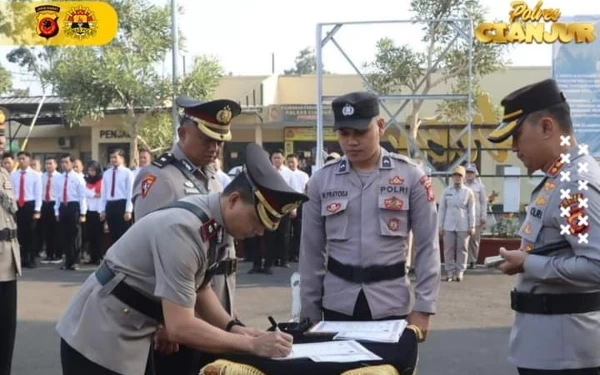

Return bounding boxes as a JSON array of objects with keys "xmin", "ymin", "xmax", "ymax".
[
  {"xmin": 488, "ymin": 79, "xmax": 600, "ymax": 375},
  {"xmin": 56, "ymin": 143, "xmax": 308, "ymax": 375}
]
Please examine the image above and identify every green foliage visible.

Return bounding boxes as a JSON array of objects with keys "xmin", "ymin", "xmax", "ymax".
[{"xmin": 284, "ymin": 47, "xmax": 329, "ymax": 75}]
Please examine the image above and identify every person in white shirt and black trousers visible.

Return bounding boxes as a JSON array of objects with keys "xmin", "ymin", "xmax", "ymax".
[
  {"xmin": 12, "ymin": 151, "xmax": 42, "ymax": 269},
  {"xmin": 84, "ymin": 161, "xmax": 104, "ymax": 265},
  {"xmin": 100, "ymin": 149, "xmax": 134, "ymax": 245},
  {"xmin": 54, "ymin": 154, "xmax": 87, "ymax": 271},
  {"xmin": 39, "ymin": 156, "xmax": 61, "ymax": 264}
]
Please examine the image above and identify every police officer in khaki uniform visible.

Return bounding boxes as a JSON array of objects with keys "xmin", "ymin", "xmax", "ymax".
[
  {"xmin": 132, "ymin": 97, "xmax": 241, "ymax": 374},
  {"xmin": 464, "ymin": 163, "xmax": 487, "ymax": 269},
  {"xmin": 439, "ymin": 165, "xmax": 475, "ymax": 282},
  {"xmin": 57, "ymin": 143, "xmax": 307, "ymax": 375},
  {"xmin": 0, "ymin": 124, "xmax": 19, "ymax": 375},
  {"xmin": 300, "ymin": 92, "xmax": 441, "ymax": 340},
  {"xmin": 489, "ymin": 79, "xmax": 600, "ymax": 374}
]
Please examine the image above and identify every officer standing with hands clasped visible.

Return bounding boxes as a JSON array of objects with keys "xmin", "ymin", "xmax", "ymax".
[
  {"xmin": 300, "ymin": 91, "xmax": 441, "ymax": 341},
  {"xmin": 56, "ymin": 142, "xmax": 308, "ymax": 375},
  {"xmin": 132, "ymin": 97, "xmax": 241, "ymax": 373},
  {"xmin": 488, "ymin": 78, "xmax": 600, "ymax": 375}
]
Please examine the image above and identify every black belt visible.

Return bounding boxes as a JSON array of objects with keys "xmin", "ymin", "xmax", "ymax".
[
  {"xmin": 95, "ymin": 262, "xmax": 164, "ymax": 322},
  {"xmin": 0, "ymin": 228, "xmax": 17, "ymax": 241},
  {"xmin": 511, "ymin": 290, "xmax": 600, "ymax": 315},
  {"xmin": 327, "ymin": 257, "xmax": 406, "ymax": 284},
  {"xmin": 215, "ymin": 259, "xmax": 238, "ymax": 275}
]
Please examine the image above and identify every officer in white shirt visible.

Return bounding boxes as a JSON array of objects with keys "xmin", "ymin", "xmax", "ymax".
[
  {"xmin": 286, "ymin": 153, "xmax": 309, "ymax": 262},
  {"xmin": 100, "ymin": 148, "xmax": 135, "ymax": 245}
]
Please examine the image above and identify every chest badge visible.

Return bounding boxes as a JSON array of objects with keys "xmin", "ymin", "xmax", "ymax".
[
  {"xmin": 326, "ymin": 202, "xmax": 341, "ymax": 213},
  {"xmin": 535, "ymin": 196, "xmax": 547, "ymax": 206},
  {"xmin": 389, "ymin": 176, "xmax": 404, "ymax": 185},
  {"xmin": 387, "ymin": 218, "xmax": 400, "ymax": 232},
  {"xmin": 523, "ymin": 224, "xmax": 532, "ymax": 234},
  {"xmin": 384, "ymin": 196, "xmax": 404, "ymax": 210}
]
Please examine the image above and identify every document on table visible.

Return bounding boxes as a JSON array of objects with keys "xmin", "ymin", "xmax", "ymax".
[
  {"xmin": 309, "ymin": 320, "xmax": 407, "ymax": 343},
  {"xmin": 274, "ymin": 340, "xmax": 382, "ymax": 362}
]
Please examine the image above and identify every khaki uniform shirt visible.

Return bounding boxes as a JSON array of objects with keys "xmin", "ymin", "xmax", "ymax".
[
  {"xmin": 465, "ymin": 180, "xmax": 487, "ymax": 225},
  {"xmin": 438, "ymin": 184, "xmax": 476, "ymax": 232},
  {"xmin": 56, "ymin": 194, "xmax": 230, "ymax": 375},
  {"xmin": 509, "ymin": 147, "xmax": 600, "ymax": 370},
  {"xmin": 299, "ymin": 148, "xmax": 441, "ymax": 322},
  {"xmin": 0, "ymin": 167, "xmax": 19, "ymax": 281},
  {"xmin": 132, "ymin": 144, "xmax": 236, "ymax": 314}
]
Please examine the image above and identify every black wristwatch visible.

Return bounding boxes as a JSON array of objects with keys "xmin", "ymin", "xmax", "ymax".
[{"xmin": 225, "ymin": 318, "xmax": 245, "ymax": 332}]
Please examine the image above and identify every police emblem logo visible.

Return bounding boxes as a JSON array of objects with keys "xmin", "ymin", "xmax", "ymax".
[
  {"xmin": 384, "ymin": 196, "xmax": 404, "ymax": 210},
  {"xmin": 389, "ymin": 176, "xmax": 404, "ymax": 185},
  {"xmin": 387, "ymin": 218, "xmax": 400, "ymax": 232},
  {"xmin": 326, "ymin": 202, "xmax": 341, "ymax": 213},
  {"xmin": 64, "ymin": 6, "xmax": 97, "ymax": 39},
  {"xmin": 560, "ymin": 193, "xmax": 589, "ymax": 235},
  {"xmin": 35, "ymin": 5, "xmax": 60, "ymax": 40},
  {"xmin": 341, "ymin": 104, "xmax": 354, "ymax": 116},
  {"xmin": 141, "ymin": 175, "xmax": 156, "ymax": 198},
  {"xmin": 216, "ymin": 106, "xmax": 232, "ymax": 125}
]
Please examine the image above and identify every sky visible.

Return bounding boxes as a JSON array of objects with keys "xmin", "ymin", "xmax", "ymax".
[{"xmin": 1, "ymin": 0, "xmax": 598, "ymax": 96}]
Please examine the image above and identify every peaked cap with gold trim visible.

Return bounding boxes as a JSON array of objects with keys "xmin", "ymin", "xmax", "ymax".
[
  {"xmin": 488, "ymin": 78, "xmax": 567, "ymax": 143},
  {"xmin": 240, "ymin": 143, "xmax": 308, "ymax": 231},
  {"xmin": 176, "ymin": 96, "xmax": 242, "ymax": 142}
]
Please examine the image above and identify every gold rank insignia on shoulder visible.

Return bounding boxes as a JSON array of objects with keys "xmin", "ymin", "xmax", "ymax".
[{"xmin": 216, "ymin": 106, "xmax": 232, "ymax": 125}]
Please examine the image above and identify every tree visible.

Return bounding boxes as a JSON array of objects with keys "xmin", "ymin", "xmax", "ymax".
[
  {"xmin": 284, "ymin": 47, "xmax": 330, "ymax": 75},
  {"xmin": 5, "ymin": 0, "xmax": 223, "ymax": 166},
  {"xmin": 0, "ymin": 65, "xmax": 12, "ymax": 95},
  {"xmin": 364, "ymin": 0, "xmax": 510, "ymax": 160}
]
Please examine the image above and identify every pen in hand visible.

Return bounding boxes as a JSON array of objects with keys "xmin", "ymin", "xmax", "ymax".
[{"xmin": 268, "ymin": 316, "xmax": 280, "ymax": 331}]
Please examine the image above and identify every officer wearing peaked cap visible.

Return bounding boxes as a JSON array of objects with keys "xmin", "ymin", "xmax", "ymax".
[
  {"xmin": 300, "ymin": 91, "xmax": 441, "ymax": 343},
  {"xmin": 489, "ymin": 79, "xmax": 600, "ymax": 374},
  {"xmin": 57, "ymin": 143, "xmax": 307, "ymax": 375},
  {"xmin": 131, "ymin": 96, "xmax": 242, "ymax": 375}
]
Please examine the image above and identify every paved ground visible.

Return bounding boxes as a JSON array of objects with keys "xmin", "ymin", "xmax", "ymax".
[{"xmin": 12, "ymin": 261, "xmax": 519, "ymax": 375}]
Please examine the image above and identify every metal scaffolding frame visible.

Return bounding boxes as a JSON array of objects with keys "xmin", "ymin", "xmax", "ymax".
[{"xmin": 315, "ymin": 19, "xmax": 475, "ymax": 175}]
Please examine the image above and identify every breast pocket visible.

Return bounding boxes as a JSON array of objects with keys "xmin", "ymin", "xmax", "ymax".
[
  {"xmin": 519, "ymin": 214, "xmax": 542, "ymax": 245},
  {"xmin": 103, "ymin": 294, "xmax": 153, "ymax": 332},
  {"xmin": 321, "ymin": 199, "xmax": 349, "ymax": 240},
  {"xmin": 378, "ymin": 195, "xmax": 410, "ymax": 237}
]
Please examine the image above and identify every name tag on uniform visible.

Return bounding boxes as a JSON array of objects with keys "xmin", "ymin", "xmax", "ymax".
[{"xmin": 185, "ymin": 188, "xmax": 200, "ymax": 194}]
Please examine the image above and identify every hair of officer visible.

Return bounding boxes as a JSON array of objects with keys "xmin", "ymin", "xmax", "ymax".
[
  {"xmin": 110, "ymin": 148, "xmax": 126, "ymax": 157},
  {"xmin": 17, "ymin": 151, "xmax": 31, "ymax": 158},
  {"xmin": 222, "ymin": 172, "xmax": 255, "ymax": 205},
  {"xmin": 60, "ymin": 153, "xmax": 74, "ymax": 162},
  {"xmin": 526, "ymin": 101, "xmax": 573, "ymax": 134}
]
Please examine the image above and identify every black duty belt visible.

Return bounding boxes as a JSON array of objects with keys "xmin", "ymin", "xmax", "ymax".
[
  {"xmin": 215, "ymin": 259, "xmax": 238, "ymax": 275},
  {"xmin": 327, "ymin": 257, "xmax": 406, "ymax": 284},
  {"xmin": 511, "ymin": 290, "xmax": 600, "ymax": 315},
  {"xmin": 0, "ymin": 228, "xmax": 17, "ymax": 241},
  {"xmin": 95, "ymin": 262, "xmax": 164, "ymax": 322}
]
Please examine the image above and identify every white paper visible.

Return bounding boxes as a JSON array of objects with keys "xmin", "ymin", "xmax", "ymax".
[
  {"xmin": 273, "ymin": 340, "xmax": 381, "ymax": 362},
  {"xmin": 309, "ymin": 320, "xmax": 407, "ymax": 343}
]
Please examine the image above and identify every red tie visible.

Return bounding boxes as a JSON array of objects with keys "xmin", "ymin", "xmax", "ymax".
[
  {"xmin": 45, "ymin": 174, "xmax": 52, "ymax": 202},
  {"xmin": 63, "ymin": 172, "xmax": 68, "ymax": 204},
  {"xmin": 110, "ymin": 167, "xmax": 117, "ymax": 198},
  {"xmin": 18, "ymin": 171, "xmax": 25, "ymax": 208}
]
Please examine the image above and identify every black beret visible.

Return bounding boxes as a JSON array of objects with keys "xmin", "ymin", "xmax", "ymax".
[
  {"xmin": 332, "ymin": 91, "xmax": 380, "ymax": 130},
  {"xmin": 488, "ymin": 79, "xmax": 567, "ymax": 143},
  {"xmin": 176, "ymin": 96, "xmax": 242, "ymax": 142},
  {"xmin": 241, "ymin": 143, "xmax": 309, "ymax": 231}
]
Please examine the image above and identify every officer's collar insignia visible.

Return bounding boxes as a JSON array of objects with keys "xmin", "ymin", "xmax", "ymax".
[
  {"xmin": 326, "ymin": 202, "xmax": 341, "ymax": 213},
  {"xmin": 216, "ymin": 106, "xmax": 233, "ymax": 125},
  {"xmin": 381, "ymin": 156, "xmax": 392, "ymax": 169},
  {"xmin": 181, "ymin": 158, "xmax": 195, "ymax": 172},
  {"xmin": 389, "ymin": 176, "xmax": 404, "ymax": 185},
  {"xmin": 342, "ymin": 103, "xmax": 354, "ymax": 116},
  {"xmin": 546, "ymin": 157, "xmax": 565, "ymax": 177},
  {"xmin": 384, "ymin": 196, "xmax": 404, "ymax": 210},
  {"xmin": 337, "ymin": 160, "xmax": 348, "ymax": 174},
  {"xmin": 200, "ymin": 219, "xmax": 220, "ymax": 242}
]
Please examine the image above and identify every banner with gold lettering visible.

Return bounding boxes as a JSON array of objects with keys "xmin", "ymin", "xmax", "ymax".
[{"xmin": 553, "ymin": 15, "xmax": 600, "ymax": 157}]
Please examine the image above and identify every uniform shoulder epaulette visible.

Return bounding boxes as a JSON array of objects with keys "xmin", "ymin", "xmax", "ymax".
[
  {"xmin": 388, "ymin": 152, "xmax": 418, "ymax": 167},
  {"xmin": 322, "ymin": 157, "xmax": 343, "ymax": 169},
  {"xmin": 152, "ymin": 153, "xmax": 175, "ymax": 169}
]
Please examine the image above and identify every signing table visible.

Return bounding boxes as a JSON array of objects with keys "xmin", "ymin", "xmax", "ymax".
[{"xmin": 199, "ymin": 323, "xmax": 421, "ymax": 375}]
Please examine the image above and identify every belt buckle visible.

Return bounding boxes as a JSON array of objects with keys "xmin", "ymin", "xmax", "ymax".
[{"xmin": 351, "ymin": 267, "xmax": 366, "ymax": 284}]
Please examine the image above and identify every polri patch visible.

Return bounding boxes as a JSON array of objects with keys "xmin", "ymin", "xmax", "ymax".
[
  {"xmin": 141, "ymin": 175, "xmax": 157, "ymax": 198},
  {"xmin": 326, "ymin": 202, "xmax": 341, "ymax": 213}
]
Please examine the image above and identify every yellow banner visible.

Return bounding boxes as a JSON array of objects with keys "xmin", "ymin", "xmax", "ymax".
[
  {"xmin": 284, "ymin": 127, "xmax": 337, "ymax": 141},
  {"xmin": 0, "ymin": 2, "xmax": 118, "ymax": 46}
]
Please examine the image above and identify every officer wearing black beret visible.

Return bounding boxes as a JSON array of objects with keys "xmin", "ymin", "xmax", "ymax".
[
  {"xmin": 57, "ymin": 143, "xmax": 307, "ymax": 375},
  {"xmin": 131, "ymin": 97, "xmax": 242, "ymax": 375},
  {"xmin": 300, "ymin": 91, "xmax": 440, "ymax": 347},
  {"xmin": 489, "ymin": 79, "xmax": 600, "ymax": 374}
]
